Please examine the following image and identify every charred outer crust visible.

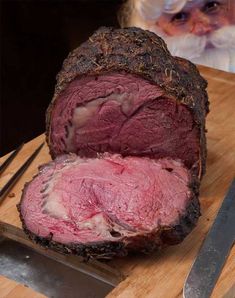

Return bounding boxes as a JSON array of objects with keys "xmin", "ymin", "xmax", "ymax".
[
  {"xmin": 18, "ymin": 171, "xmax": 200, "ymax": 259},
  {"xmin": 46, "ymin": 26, "xmax": 209, "ymax": 176}
]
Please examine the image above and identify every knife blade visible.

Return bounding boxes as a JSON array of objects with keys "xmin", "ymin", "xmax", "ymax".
[
  {"xmin": 0, "ymin": 221, "xmax": 123, "ymax": 298},
  {"xmin": 183, "ymin": 178, "xmax": 235, "ymax": 298}
]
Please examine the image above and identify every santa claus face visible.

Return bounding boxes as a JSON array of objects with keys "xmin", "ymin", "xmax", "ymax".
[
  {"xmin": 122, "ymin": 0, "xmax": 235, "ymax": 72},
  {"xmin": 157, "ymin": 0, "xmax": 233, "ymax": 37}
]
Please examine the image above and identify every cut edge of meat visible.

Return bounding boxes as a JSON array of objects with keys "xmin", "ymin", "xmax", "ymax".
[
  {"xmin": 46, "ymin": 27, "xmax": 209, "ymax": 177},
  {"xmin": 18, "ymin": 186, "xmax": 200, "ymax": 259},
  {"xmin": 47, "ymin": 72, "xmax": 202, "ymax": 177},
  {"xmin": 18, "ymin": 155, "xmax": 200, "ymax": 259}
]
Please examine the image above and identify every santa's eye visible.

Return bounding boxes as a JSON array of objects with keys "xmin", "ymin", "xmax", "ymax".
[
  {"xmin": 203, "ymin": 1, "xmax": 221, "ymax": 14},
  {"xmin": 171, "ymin": 12, "xmax": 189, "ymax": 23}
]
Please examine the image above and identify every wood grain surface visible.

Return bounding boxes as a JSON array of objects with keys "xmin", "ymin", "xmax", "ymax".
[{"xmin": 0, "ymin": 66, "xmax": 234, "ymax": 298}]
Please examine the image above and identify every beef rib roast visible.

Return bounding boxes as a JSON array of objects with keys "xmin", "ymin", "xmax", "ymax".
[{"xmin": 19, "ymin": 27, "xmax": 209, "ymax": 258}]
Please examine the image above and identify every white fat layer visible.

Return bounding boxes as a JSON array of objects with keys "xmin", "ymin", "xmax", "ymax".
[
  {"xmin": 43, "ymin": 192, "xmax": 68, "ymax": 220},
  {"xmin": 73, "ymin": 98, "xmax": 107, "ymax": 128},
  {"xmin": 41, "ymin": 175, "xmax": 124, "ymax": 239},
  {"xmin": 66, "ymin": 92, "xmax": 133, "ymax": 152},
  {"xmin": 78, "ymin": 213, "xmax": 137, "ymax": 239},
  {"xmin": 40, "ymin": 158, "xmax": 87, "ymax": 220},
  {"xmin": 78, "ymin": 213, "xmax": 113, "ymax": 238},
  {"xmin": 41, "ymin": 164, "xmax": 79, "ymax": 220},
  {"xmin": 41, "ymin": 164, "xmax": 136, "ymax": 239}
]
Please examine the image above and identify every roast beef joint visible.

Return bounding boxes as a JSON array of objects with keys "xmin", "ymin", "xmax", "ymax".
[{"xmin": 19, "ymin": 27, "xmax": 209, "ymax": 258}]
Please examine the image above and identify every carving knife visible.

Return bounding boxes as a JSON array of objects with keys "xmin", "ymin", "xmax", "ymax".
[
  {"xmin": 183, "ymin": 178, "xmax": 235, "ymax": 298},
  {"xmin": 0, "ymin": 221, "xmax": 123, "ymax": 297}
]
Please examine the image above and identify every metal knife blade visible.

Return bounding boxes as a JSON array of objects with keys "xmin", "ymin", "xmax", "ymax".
[
  {"xmin": 0, "ymin": 238, "xmax": 115, "ymax": 298},
  {"xmin": 0, "ymin": 222, "xmax": 123, "ymax": 298},
  {"xmin": 183, "ymin": 179, "xmax": 235, "ymax": 298}
]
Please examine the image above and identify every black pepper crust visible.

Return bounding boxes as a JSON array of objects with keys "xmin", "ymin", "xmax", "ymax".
[
  {"xmin": 18, "ymin": 170, "xmax": 200, "ymax": 260},
  {"xmin": 46, "ymin": 26, "xmax": 209, "ymax": 176}
]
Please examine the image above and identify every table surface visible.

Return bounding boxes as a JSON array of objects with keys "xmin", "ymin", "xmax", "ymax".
[{"xmin": 0, "ymin": 65, "xmax": 235, "ymax": 298}]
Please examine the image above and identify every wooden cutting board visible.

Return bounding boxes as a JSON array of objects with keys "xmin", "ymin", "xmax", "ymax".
[{"xmin": 0, "ymin": 66, "xmax": 235, "ymax": 298}]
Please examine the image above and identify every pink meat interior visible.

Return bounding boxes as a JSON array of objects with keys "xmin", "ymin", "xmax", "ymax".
[
  {"xmin": 21, "ymin": 155, "xmax": 191, "ymax": 244},
  {"xmin": 50, "ymin": 73, "xmax": 199, "ymax": 169}
]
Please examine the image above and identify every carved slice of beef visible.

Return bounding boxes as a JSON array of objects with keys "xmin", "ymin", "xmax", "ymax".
[
  {"xmin": 46, "ymin": 27, "xmax": 209, "ymax": 177},
  {"xmin": 19, "ymin": 154, "xmax": 200, "ymax": 259}
]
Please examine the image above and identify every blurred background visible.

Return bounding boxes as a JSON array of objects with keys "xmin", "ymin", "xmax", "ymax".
[{"xmin": 0, "ymin": 0, "xmax": 123, "ymax": 155}]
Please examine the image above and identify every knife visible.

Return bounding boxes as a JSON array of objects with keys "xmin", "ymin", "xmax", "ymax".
[
  {"xmin": 183, "ymin": 178, "xmax": 235, "ymax": 298},
  {"xmin": 0, "ymin": 221, "xmax": 123, "ymax": 297}
]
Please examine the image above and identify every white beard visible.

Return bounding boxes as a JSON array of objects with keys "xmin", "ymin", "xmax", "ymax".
[
  {"xmin": 147, "ymin": 25, "xmax": 235, "ymax": 73},
  {"xmin": 128, "ymin": 2, "xmax": 235, "ymax": 73},
  {"xmin": 191, "ymin": 48, "xmax": 235, "ymax": 73}
]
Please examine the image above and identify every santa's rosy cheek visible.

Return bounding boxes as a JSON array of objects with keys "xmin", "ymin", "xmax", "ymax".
[
  {"xmin": 202, "ymin": 1, "xmax": 232, "ymax": 28},
  {"xmin": 210, "ymin": 15, "xmax": 230, "ymax": 28},
  {"xmin": 167, "ymin": 24, "xmax": 191, "ymax": 36}
]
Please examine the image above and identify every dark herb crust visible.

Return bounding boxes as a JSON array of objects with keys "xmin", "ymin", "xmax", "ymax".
[{"xmin": 46, "ymin": 26, "xmax": 209, "ymax": 176}]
